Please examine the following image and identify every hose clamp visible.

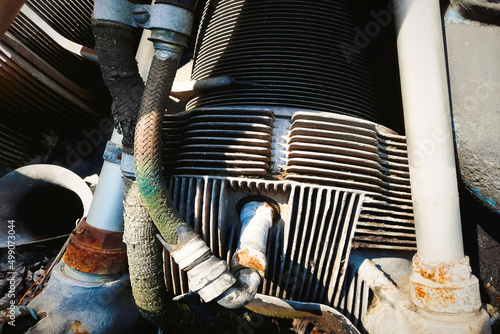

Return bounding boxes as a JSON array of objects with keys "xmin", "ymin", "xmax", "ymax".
[
  {"xmin": 158, "ymin": 234, "xmax": 237, "ymax": 302},
  {"xmin": 94, "ymin": 0, "xmax": 139, "ymax": 27}
]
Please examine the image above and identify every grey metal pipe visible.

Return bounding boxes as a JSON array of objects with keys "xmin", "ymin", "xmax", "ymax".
[
  {"xmin": 216, "ymin": 200, "xmax": 276, "ymax": 309},
  {"xmin": 246, "ymin": 294, "xmax": 360, "ymax": 334}
]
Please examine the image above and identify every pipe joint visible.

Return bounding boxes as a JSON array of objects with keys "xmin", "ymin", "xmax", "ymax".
[
  {"xmin": 134, "ymin": 4, "xmax": 195, "ymax": 48},
  {"xmin": 410, "ymin": 254, "xmax": 482, "ymax": 315},
  {"xmin": 64, "ymin": 219, "xmax": 128, "ymax": 275},
  {"xmin": 185, "ymin": 255, "xmax": 237, "ymax": 303},
  {"xmin": 169, "ymin": 236, "xmax": 211, "ymax": 270},
  {"xmin": 95, "ymin": 0, "xmax": 195, "ymax": 47},
  {"xmin": 157, "ymin": 233, "xmax": 236, "ymax": 302}
]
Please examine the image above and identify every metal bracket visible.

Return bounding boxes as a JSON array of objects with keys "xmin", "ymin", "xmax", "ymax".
[
  {"xmin": 120, "ymin": 153, "xmax": 135, "ymax": 178},
  {"xmin": 94, "ymin": 0, "xmax": 140, "ymax": 28},
  {"xmin": 103, "ymin": 141, "xmax": 122, "ymax": 164}
]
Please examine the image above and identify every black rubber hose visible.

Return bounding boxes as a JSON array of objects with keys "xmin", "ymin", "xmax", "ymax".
[{"xmin": 93, "ymin": 20, "xmax": 144, "ymax": 151}]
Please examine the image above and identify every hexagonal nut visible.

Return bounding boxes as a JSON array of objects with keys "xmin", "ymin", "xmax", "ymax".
[{"xmin": 187, "ymin": 255, "xmax": 236, "ymax": 302}]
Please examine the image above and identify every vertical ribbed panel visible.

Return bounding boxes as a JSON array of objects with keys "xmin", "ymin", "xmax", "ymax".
[
  {"xmin": 338, "ymin": 264, "xmax": 371, "ymax": 334},
  {"xmin": 164, "ymin": 176, "xmax": 364, "ymax": 309}
]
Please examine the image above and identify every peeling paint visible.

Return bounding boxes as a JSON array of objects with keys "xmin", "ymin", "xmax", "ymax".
[
  {"xmin": 445, "ymin": 7, "xmax": 474, "ymax": 26},
  {"xmin": 471, "ymin": 187, "xmax": 499, "ymax": 212},
  {"xmin": 70, "ymin": 320, "xmax": 88, "ymax": 334}
]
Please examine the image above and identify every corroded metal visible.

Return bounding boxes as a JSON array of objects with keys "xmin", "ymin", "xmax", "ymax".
[
  {"xmin": 410, "ymin": 254, "xmax": 482, "ymax": 314},
  {"xmin": 64, "ymin": 218, "xmax": 127, "ymax": 275}
]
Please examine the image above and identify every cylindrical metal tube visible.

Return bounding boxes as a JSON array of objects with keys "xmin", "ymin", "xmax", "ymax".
[
  {"xmin": 232, "ymin": 201, "xmax": 274, "ymax": 276},
  {"xmin": 393, "ymin": 0, "xmax": 464, "ymax": 262},
  {"xmin": 86, "ymin": 130, "xmax": 125, "ymax": 232}
]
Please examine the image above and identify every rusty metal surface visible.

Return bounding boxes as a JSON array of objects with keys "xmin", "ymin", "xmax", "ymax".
[
  {"xmin": 232, "ymin": 248, "xmax": 266, "ymax": 277},
  {"xmin": 64, "ymin": 219, "xmax": 127, "ymax": 275},
  {"xmin": 410, "ymin": 255, "xmax": 482, "ymax": 314}
]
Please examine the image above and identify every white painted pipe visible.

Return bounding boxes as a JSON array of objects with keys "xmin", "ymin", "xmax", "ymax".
[
  {"xmin": 393, "ymin": 0, "xmax": 464, "ymax": 262},
  {"xmin": 20, "ymin": 5, "xmax": 93, "ymax": 60},
  {"xmin": 86, "ymin": 130, "xmax": 124, "ymax": 231}
]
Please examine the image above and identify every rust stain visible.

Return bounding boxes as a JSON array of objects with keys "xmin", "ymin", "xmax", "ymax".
[
  {"xmin": 413, "ymin": 283, "xmax": 429, "ymax": 302},
  {"xmin": 437, "ymin": 266, "xmax": 450, "ymax": 284},
  {"xmin": 70, "ymin": 320, "xmax": 88, "ymax": 334},
  {"xmin": 64, "ymin": 218, "xmax": 127, "ymax": 274},
  {"xmin": 436, "ymin": 287, "xmax": 456, "ymax": 303},
  {"xmin": 414, "ymin": 261, "xmax": 451, "ymax": 284},
  {"xmin": 413, "ymin": 282, "xmax": 457, "ymax": 309},
  {"xmin": 234, "ymin": 249, "xmax": 265, "ymax": 275}
]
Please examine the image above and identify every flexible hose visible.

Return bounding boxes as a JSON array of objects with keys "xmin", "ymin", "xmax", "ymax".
[
  {"xmin": 93, "ymin": 20, "xmax": 144, "ymax": 150},
  {"xmin": 123, "ymin": 177, "xmax": 202, "ymax": 329},
  {"xmin": 123, "ymin": 177, "xmax": 250, "ymax": 332},
  {"xmin": 134, "ymin": 48, "xmax": 187, "ymax": 247}
]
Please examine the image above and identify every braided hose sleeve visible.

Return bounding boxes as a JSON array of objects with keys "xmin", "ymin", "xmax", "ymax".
[
  {"xmin": 124, "ymin": 178, "xmax": 251, "ymax": 331},
  {"xmin": 123, "ymin": 177, "xmax": 207, "ymax": 330},
  {"xmin": 134, "ymin": 48, "xmax": 187, "ymax": 247}
]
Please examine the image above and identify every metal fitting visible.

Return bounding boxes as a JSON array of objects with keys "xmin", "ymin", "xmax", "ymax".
[
  {"xmin": 410, "ymin": 254, "xmax": 482, "ymax": 314},
  {"xmin": 169, "ymin": 237, "xmax": 211, "ymax": 270},
  {"xmin": 141, "ymin": 4, "xmax": 194, "ymax": 47},
  {"xmin": 231, "ymin": 199, "xmax": 278, "ymax": 277},
  {"xmin": 94, "ymin": 0, "xmax": 139, "ymax": 27},
  {"xmin": 95, "ymin": 0, "xmax": 195, "ymax": 47},
  {"xmin": 120, "ymin": 152, "xmax": 135, "ymax": 178},
  {"xmin": 186, "ymin": 255, "xmax": 236, "ymax": 302},
  {"xmin": 64, "ymin": 218, "xmax": 128, "ymax": 275},
  {"xmin": 157, "ymin": 234, "xmax": 236, "ymax": 302},
  {"xmin": 103, "ymin": 140, "xmax": 122, "ymax": 164}
]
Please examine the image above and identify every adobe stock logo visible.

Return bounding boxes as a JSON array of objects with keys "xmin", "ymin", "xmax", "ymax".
[
  {"xmin": 339, "ymin": 0, "xmax": 401, "ymax": 63},
  {"xmin": 65, "ymin": 118, "xmax": 114, "ymax": 166}
]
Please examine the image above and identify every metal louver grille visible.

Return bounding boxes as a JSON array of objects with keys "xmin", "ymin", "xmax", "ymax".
[
  {"xmin": 338, "ymin": 263, "xmax": 371, "ymax": 333},
  {"xmin": 8, "ymin": 7, "xmax": 101, "ymax": 90},
  {"xmin": 163, "ymin": 108, "xmax": 275, "ymax": 176},
  {"xmin": 164, "ymin": 176, "xmax": 363, "ymax": 309},
  {"xmin": 25, "ymin": 0, "xmax": 95, "ymax": 48},
  {"xmin": 285, "ymin": 112, "xmax": 410, "ymax": 202},
  {"xmin": 0, "ymin": 0, "xmax": 104, "ymax": 169}
]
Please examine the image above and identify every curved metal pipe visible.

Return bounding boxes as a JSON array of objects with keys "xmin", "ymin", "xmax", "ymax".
[
  {"xmin": 0, "ymin": 164, "xmax": 92, "ymax": 246},
  {"xmin": 216, "ymin": 200, "xmax": 277, "ymax": 309},
  {"xmin": 246, "ymin": 294, "xmax": 360, "ymax": 334},
  {"xmin": 216, "ymin": 268, "xmax": 262, "ymax": 309}
]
